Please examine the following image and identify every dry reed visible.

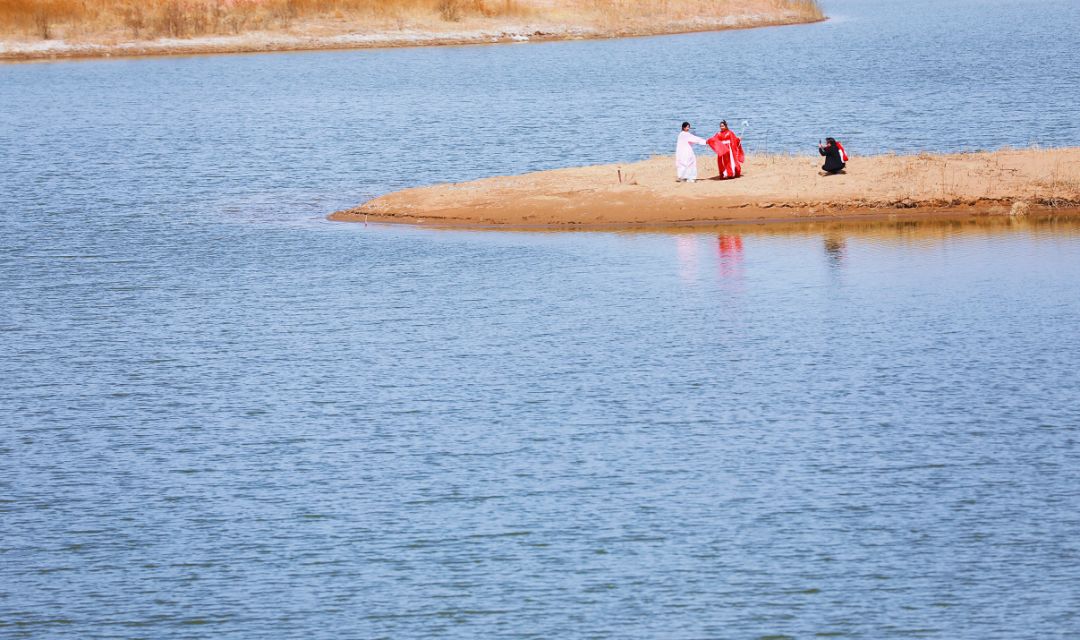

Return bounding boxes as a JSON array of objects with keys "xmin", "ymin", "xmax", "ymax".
[
  {"xmin": 0, "ymin": 0, "xmax": 529, "ymax": 39},
  {"xmin": 1, "ymin": 0, "xmax": 821, "ymax": 40}
]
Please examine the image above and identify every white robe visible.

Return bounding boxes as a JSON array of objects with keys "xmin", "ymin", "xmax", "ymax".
[{"xmin": 676, "ymin": 131, "xmax": 707, "ymax": 180}]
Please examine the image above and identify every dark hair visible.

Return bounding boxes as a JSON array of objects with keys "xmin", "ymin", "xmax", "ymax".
[
  {"xmin": 826, "ymin": 137, "xmax": 837, "ymax": 145},
  {"xmin": 720, "ymin": 120, "xmax": 728, "ymax": 127},
  {"xmin": 682, "ymin": 122, "xmax": 690, "ymax": 130}
]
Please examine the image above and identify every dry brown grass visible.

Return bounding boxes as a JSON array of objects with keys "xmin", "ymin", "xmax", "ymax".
[
  {"xmin": 0, "ymin": 0, "xmax": 821, "ymax": 41},
  {"xmin": 0, "ymin": 0, "xmax": 530, "ymax": 40}
]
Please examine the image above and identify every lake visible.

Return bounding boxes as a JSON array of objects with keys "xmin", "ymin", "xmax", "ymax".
[{"xmin": 2, "ymin": 0, "xmax": 1080, "ymax": 638}]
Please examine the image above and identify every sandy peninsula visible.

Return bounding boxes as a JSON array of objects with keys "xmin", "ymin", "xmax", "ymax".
[
  {"xmin": 330, "ymin": 148, "xmax": 1080, "ymax": 229},
  {"xmin": 0, "ymin": 0, "xmax": 822, "ymax": 62}
]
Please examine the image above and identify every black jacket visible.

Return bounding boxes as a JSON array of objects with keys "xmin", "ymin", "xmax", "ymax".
[{"xmin": 819, "ymin": 144, "xmax": 845, "ymax": 173}]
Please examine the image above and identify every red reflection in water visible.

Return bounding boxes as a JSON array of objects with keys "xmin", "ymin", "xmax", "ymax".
[
  {"xmin": 717, "ymin": 235, "xmax": 744, "ymax": 280},
  {"xmin": 718, "ymin": 235, "xmax": 743, "ymax": 255}
]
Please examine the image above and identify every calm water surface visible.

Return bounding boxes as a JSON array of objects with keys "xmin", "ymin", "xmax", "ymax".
[{"xmin": 3, "ymin": 0, "xmax": 1080, "ymax": 638}]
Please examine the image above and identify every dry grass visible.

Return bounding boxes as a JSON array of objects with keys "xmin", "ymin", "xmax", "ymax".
[
  {"xmin": 0, "ymin": 0, "xmax": 530, "ymax": 40},
  {"xmin": 1038, "ymin": 160, "xmax": 1080, "ymax": 209},
  {"xmin": 0, "ymin": 0, "xmax": 821, "ymax": 41}
]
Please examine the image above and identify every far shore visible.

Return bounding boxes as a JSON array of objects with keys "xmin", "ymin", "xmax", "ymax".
[
  {"xmin": 330, "ymin": 148, "xmax": 1080, "ymax": 229},
  {"xmin": 0, "ymin": 9, "xmax": 822, "ymax": 63}
]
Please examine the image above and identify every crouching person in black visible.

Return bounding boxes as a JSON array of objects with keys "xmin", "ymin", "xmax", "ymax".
[{"xmin": 818, "ymin": 137, "xmax": 848, "ymax": 175}]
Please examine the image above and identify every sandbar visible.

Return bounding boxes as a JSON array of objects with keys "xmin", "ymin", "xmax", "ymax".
[{"xmin": 330, "ymin": 148, "xmax": 1080, "ymax": 229}]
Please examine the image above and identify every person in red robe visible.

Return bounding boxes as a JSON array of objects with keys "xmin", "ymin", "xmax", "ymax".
[{"xmin": 707, "ymin": 120, "xmax": 745, "ymax": 179}]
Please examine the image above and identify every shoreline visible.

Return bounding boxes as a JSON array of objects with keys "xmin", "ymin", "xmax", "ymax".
[
  {"xmin": 0, "ymin": 13, "xmax": 822, "ymax": 63},
  {"xmin": 334, "ymin": 209, "xmax": 1080, "ymax": 233},
  {"xmin": 329, "ymin": 148, "xmax": 1080, "ymax": 230}
]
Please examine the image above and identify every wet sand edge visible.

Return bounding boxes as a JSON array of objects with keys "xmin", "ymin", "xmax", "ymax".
[{"xmin": 331, "ymin": 207, "xmax": 1080, "ymax": 232}]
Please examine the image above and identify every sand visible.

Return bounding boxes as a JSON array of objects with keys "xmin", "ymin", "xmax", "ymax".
[{"xmin": 330, "ymin": 148, "xmax": 1080, "ymax": 229}]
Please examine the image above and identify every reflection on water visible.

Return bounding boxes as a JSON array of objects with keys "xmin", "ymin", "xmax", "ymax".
[
  {"xmin": 717, "ymin": 234, "xmax": 744, "ymax": 281},
  {"xmin": 665, "ymin": 215, "xmax": 1080, "ymax": 288},
  {"xmin": 824, "ymin": 233, "xmax": 846, "ymax": 270},
  {"xmin": 676, "ymin": 235, "xmax": 700, "ymax": 282},
  {"xmin": 674, "ymin": 234, "xmax": 746, "ymax": 284},
  {"xmin": 642, "ymin": 214, "xmax": 1080, "ymax": 243}
]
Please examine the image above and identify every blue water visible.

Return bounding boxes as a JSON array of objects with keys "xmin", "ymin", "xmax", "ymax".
[{"xmin": 3, "ymin": 0, "xmax": 1080, "ymax": 637}]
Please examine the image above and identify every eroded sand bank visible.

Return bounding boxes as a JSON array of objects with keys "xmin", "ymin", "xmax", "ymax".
[{"xmin": 331, "ymin": 148, "xmax": 1080, "ymax": 229}]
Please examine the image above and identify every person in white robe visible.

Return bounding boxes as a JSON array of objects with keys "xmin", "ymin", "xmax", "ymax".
[{"xmin": 676, "ymin": 122, "xmax": 707, "ymax": 182}]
